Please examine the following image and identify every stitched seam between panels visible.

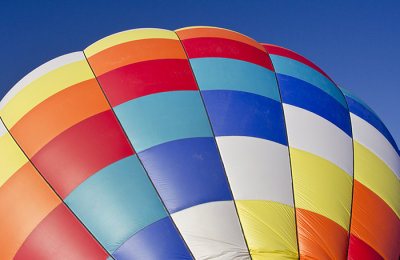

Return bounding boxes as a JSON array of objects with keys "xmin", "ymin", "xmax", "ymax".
[
  {"xmin": 0, "ymin": 117, "xmax": 115, "ymax": 260},
  {"xmin": 262, "ymin": 47, "xmax": 300, "ymax": 260},
  {"xmin": 174, "ymin": 31, "xmax": 253, "ymax": 260},
  {"xmin": 82, "ymin": 50, "xmax": 195, "ymax": 260},
  {"xmin": 335, "ymin": 86, "xmax": 355, "ymax": 260}
]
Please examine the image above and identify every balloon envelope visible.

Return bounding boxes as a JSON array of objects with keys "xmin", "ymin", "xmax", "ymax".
[{"xmin": 0, "ymin": 26, "xmax": 399, "ymax": 260}]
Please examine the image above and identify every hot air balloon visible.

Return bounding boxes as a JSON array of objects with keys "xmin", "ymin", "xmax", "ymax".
[{"xmin": 0, "ymin": 26, "xmax": 399, "ymax": 260}]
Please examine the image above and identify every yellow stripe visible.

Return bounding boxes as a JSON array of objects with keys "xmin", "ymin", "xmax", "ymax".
[
  {"xmin": 0, "ymin": 133, "xmax": 28, "ymax": 187},
  {"xmin": 354, "ymin": 141, "xmax": 400, "ymax": 218},
  {"xmin": 85, "ymin": 28, "xmax": 178, "ymax": 57},
  {"xmin": 0, "ymin": 60, "xmax": 93, "ymax": 128},
  {"xmin": 236, "ymin": 200, "xmax": 298, "ymax": 260},
  {"xmin": 290, "ymin": 148, "xmax": 353, "ymax": 230}
]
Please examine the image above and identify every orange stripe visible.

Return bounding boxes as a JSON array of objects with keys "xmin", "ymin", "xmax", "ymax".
[
  {"xmin": 176, "ymin": 27, "xmax": 266, "ymax": 52},
  {"xmin": 10, "ymin": 79, "xmax": 109, "ymax": 158},
  {"xmin": 350, "ymin": 180, "xmax": 400, "ymax": 260},
  {"xmin": 296, "ymin": 208, "xmax": 349, "ymax": 260},
  {"xmin": 87, "ymin": 38, "xmax": 187, "ymax": 76},
  {"xmin": 0, "ymin": 162, "xmax": 60, "ymax": 259}
]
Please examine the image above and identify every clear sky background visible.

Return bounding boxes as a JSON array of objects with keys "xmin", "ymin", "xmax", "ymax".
[{"xmin": 1, "ymin": 0, "xmax": 399, "ymax": 143}]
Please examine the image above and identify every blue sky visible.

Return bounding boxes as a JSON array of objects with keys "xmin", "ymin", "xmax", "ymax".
[{"xmin": 1, "ymin": 0, "xmax": 399, "ymax": 143}]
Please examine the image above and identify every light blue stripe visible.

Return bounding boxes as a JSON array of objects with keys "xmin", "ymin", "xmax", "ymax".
[
  {"xmin": 190, "ymin": 57, "xmax": 281, "ymax": 102},
  {"xmin": 114, "ymin": 91, "xmax": 213, "ymax": 152},
  {"xmin": 64, "ymin": 155, "xmax": 168, "ymax": 253},
  {"xmin": 270, "ymin": 54, "xmax": 347, "ymax": 108}
]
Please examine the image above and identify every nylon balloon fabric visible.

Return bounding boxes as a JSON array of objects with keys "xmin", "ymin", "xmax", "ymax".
[{"xmin": 0, "ymin": 26, "xmax": 399, "ymax": 260}]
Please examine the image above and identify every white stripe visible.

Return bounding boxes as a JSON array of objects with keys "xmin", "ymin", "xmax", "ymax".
[
  {"xmin": 351, "ymin": 113, "xmax": 400, "ymax": 179},
  {"xmin": 283, "ymin": 103, "xmax": 353, "ymax": 176},
  {"xmin": 216, "ymin": 136, "xmax": 294, "ymax": 206},
  {"xmin": 171, "ymin": 201, "xmax": 250, "ymax": 260},
  {"xmin": 0, "ymin": 52, "xmax": 85, "ymax": 111}
]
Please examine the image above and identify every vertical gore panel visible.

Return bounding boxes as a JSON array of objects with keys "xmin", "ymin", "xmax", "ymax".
[
  {"xmin": 266, "ymin": 43, "xmax": 353, "ymax": 259},
  {"xmin": 86, "ymin": 28, "xmax": 248, "ymax": 259},
  {"xmin": 31, "ymin": 110, "xmax": 134, "ymax": 198},
  {"xmin": 0, "ymin": 163, "xmax": 60, "ymax": 259},
  {"xmin": 344, "ymin": 86, "xmax": 400, "ymax": 259},
  {"xmin": 14, "ymin": 204, "xmax": 109, "ymax": 260},
  {"xmin": 178, "ymin": 26, "xmax": 298, "ymax": 259}
]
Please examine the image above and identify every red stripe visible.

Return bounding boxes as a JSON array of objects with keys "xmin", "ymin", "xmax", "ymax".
[
  {"xmin": 347, "ymin": 234, "xmax": 384, "ymax": 260},
  {"xmin": 14, "ymin": 204, "xmax": 109, "ymax": 260},
  {"xmin": 31, "ymin": 110, "xmax": 134, "ymax": 198},
  {"xmin": 97, "ymin": 59, "xmax": 198, "ymax": 107},
  {"xmin": 182, "ymin": 37, "xmax": 274, "ymax": 71},
  {"xmin": 263, "ymin": 44, "xmax": 334, "ymax": 83}
]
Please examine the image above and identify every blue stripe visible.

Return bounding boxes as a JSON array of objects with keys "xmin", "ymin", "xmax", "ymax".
[
  {"xmin": 190, "ymin": 57, "xmax": 281, "ymax": 102},
  {"xmin": 270, "ymin": 54, "xmax": 348, "ymax": 108},
  {"xmin": 277, "ymin": 73, "xmax": 352, "ymax": 137},
  {"xmin": 201, "ymin": 90, "xmax": 287, "ymax": 145},
  {"xmin": 112, "ymin": 216, "xmax": 193, "ymax": 260},
  {"xmin": 114, "ymin": 91, "xmax": 213, "ymax": 152},
  {"xmin": 64, "ymin": 155, "xmax": 168, "ymax": 253},
  {"xmin": 345, "ymin": 96, "xmax": 400, "ymax": 155},
  {"xmin": 340, "ymin": 87, "xmax": 379, "ymax": 118},
  {"xmin": 138, "ymin": 137, "xmax": 233, "ymax": 213}
]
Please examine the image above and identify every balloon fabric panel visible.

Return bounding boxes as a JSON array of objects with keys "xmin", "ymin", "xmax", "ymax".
[
  {"xmin": 179, "ymin": 27, "xmax": 298, "ymax": 259},
  {"xmin": 269, "ymin": 43, "xmax": 354, "ymax": 258}
]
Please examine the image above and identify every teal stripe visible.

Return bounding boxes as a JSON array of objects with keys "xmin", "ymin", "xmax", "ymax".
[
  {"xmin": 114, "ymin": 91, "xmax": 213, "ymax": 152},
  {"xmin": 190, "ymin": 57, "xmax": 281, "ymax": 102},
  {"xmin": 65, "ymin": 155, "xmax": 168, "ymax": 253},
  {"xmin": 270, "ymin": 54, "xmax": 347, "ymax": 108}
]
